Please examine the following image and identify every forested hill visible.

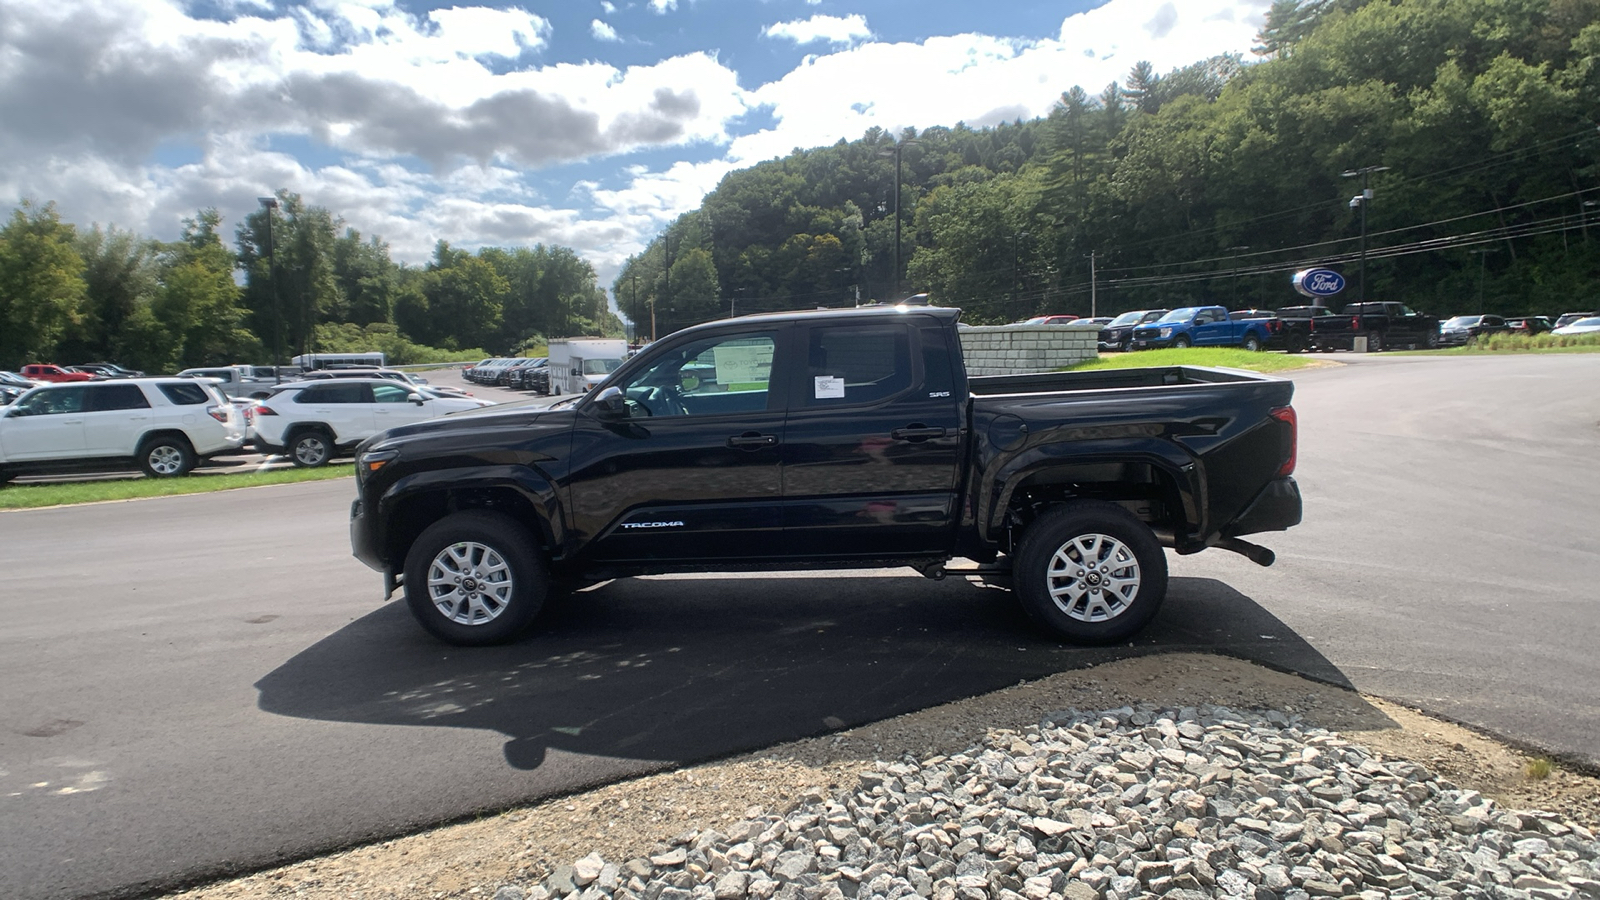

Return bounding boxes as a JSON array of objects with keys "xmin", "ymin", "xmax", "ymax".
[{"xmin": 615, "ymin": 0, "xmax": 1600, "ymax": 332}]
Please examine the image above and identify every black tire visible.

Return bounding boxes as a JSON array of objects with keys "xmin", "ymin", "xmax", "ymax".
[
  {"xmin": 1287, "ymin": 335, "xmax": 1307, "ymax": 354},
  {"xmin": 1366, "ymin": 331, "xmax": 1383, "ymax": 352},
  {"xmin": 289, "ymin": 428, "xmax": 333, "ymax": 468},
  {"xmin": 1426, "ymin": 332, "xmax": 1439, "ymax": 349},
  {"xmin": 403, "ymin": 511, "xmax": 548, "ymax": 645},
  {"xmin": 138, "ymin": 434, "xmax": 196, "ymax": 478},
  {"xmin": 1172, "ymin": 336, "xmax": 1191, "ymax": 349},
  {"xmin": 1242, "ymin": 334, "xmax": 1263, "ymax": 352},
  {"xmin": 1014, "ymin": 501, "xmax": 1168, "ymax": 644},
  {"xmin": 0, "ymin": 467, "xmax": 13, "ymax": 488}
]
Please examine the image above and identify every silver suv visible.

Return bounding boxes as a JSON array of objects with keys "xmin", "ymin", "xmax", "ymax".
[{"xmin": 0, "ymin": 379, "xmax": 245, "ymax": 485}]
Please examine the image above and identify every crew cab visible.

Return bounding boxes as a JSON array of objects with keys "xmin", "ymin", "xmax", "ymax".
[
  {"xmin": 1308, "ymin": 301, "xmax": 1439, "ymax": 351},
  {"xmin": 1129, "ymin": 306, "xmax": 1275, "ymax": 351},
  {"xmin": 21, "ymin": 364, "xmax": 97, "ymax": 383},
  {"xmin": 349, "ymin": 307, "xmax": 1301, "ymax": 647}
]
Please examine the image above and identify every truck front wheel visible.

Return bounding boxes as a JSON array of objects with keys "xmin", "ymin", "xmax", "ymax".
[
  {"xmin": 1015, "ymin": 501, "xmax": 1168, "ymax": 644},
  {"xmin": 403, "ymin": 511, "xmax": 549, "ymax": 646},
  {"xmin": 1172, "ymin": 336, "xmax": 1191, "ymax": 349}
]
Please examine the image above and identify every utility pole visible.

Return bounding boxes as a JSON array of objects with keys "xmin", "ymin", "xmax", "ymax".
[
  {"xmin": 1472, "ymin": 247, "xmax": 1499, "ymax": 314},
  {"xmin": 1343, "ymin": 165, "xmax": 1390, "ymax": 306}
]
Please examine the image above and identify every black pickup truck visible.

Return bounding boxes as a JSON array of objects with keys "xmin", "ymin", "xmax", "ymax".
[
  {"xmin": 349, "ymin": 307, "xmax": 1301, "ymax": 646},
  {"xmin": 1308, "ymin": 301, "xmax": 1440, "ymax": 351}
]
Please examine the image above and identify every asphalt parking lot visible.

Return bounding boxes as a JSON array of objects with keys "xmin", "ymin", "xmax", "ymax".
[{"xmin": 2, "ymin": 351, "xmax": 1597, "ymax": 900}]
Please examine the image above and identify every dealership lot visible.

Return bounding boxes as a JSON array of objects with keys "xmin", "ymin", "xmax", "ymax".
[{"xmin": 1, "ymin": 353, "xmax": 1597, "ymax": 900}]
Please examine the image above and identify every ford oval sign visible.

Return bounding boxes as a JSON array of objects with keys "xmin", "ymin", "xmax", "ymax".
[{"xmin": 1293, "ymin": 268, "xmax": 1346, "ymax": 299}]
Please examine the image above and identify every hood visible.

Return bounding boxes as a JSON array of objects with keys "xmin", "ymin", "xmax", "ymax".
[{"xmin": 364, "ymin": 403, "xmax": 572, "ymax": 448}]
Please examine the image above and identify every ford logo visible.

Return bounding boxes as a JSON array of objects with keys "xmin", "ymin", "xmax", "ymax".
[{"xmin": 1293, "ymin": 268, "xmax": 1345, "ymax": 298}]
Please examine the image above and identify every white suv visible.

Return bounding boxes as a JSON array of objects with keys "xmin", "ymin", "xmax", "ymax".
[
  {"xmin": 250, "ymin": 378, "xmax": 493, "ymax": 467},
  {"xmin": 0, "ymin": 379, "xmax": 245, "ymax": 484}
]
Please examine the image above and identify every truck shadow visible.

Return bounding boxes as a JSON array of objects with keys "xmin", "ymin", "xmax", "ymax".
[{"xmin": 257, "ymin": 574, "xmax": 1380, "ymax": 772}]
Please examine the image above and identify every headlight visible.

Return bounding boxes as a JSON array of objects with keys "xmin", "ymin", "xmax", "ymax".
[{"xmin": 1159, "ymin": 327, "xmax": 1174, "ymax": 338}]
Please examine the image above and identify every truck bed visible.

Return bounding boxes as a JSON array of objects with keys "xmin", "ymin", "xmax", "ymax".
[{"xmin": 969, "ymin": 365, "xmax": 1276, "ymax": 396}]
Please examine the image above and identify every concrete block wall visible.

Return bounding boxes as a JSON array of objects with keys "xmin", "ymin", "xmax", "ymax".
[{"xmin": 957, "ymin": 322, "xmax": 1100, "ymax": 376}]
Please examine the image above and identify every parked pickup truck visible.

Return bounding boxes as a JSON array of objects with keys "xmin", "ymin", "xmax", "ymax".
[
  {"xmin": 1269, "ymin": 306, "xmax": 1340, "ymax": 353},
  {"xmin": 1308, "ymin": 301, "xmax": 1439, "ymax": 351},
  {"xmin": 349, "ymin": 306, "xmax": 1302, "ymax": 647},
  {"xmin": 1129, "ymin": 306, "xmax": 1275, "ymax": 352}
]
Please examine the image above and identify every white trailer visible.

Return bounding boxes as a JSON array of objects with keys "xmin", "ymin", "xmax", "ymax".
[{"xmin": 545, "ymin": 338, "xmax": 628, "ymax": 395}]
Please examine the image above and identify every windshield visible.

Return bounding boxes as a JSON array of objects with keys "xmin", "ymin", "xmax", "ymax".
[
  {"xmin": 583, "ymin": 358, "xmax": 623, "ymax": 375},
  {"xmin": 1108, "ymin": 312, "xmax": 1144, "ymax": 326},
  {"xmin": 1156, "ymin": 308, "xmax": 1199, "ymax": 323},
  {"xmin": 1445, "ymin": 316, "xmax": 1481, "ymax": 327}
]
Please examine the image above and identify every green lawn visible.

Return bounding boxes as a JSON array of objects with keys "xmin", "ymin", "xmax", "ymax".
[
  {"xmin": 1069, "ymin": 348, "xmax": 1323, "ymax": 374},
  {"xmin": 1391, "ymin": 332, "xmax": 1600, "ymax": 355},
  {"xmin": 0, "ymin": 464, "xmax": 353, "ymax": 510}
]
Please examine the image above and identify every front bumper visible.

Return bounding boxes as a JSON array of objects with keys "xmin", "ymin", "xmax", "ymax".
[
  {"xmin": 1129, "ymin": 335, "xmax": 1174, "ymax": 350},
  {"xmin": 350, "ymin": 496, "xmax": 386, "ymax": 572},
  {"xmin": 1223, "ymin": 476, "xmax": 1302, "ymax": 537}
]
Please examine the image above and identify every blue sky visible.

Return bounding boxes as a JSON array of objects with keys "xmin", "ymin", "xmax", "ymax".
[{"xmin": 0, "ymin": 0, "xmax": 1273, "ymax": 295}]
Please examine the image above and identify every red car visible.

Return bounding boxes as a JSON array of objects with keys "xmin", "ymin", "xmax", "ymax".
[
  {"xmin": 20, "ymin": 364, "xmax": 96, "ymax": 383},
  {"xmin": 1019, "ymin": 315, "xmax": 1081, "ymax": 326}
]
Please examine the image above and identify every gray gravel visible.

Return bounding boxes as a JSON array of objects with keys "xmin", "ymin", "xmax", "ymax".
[{"xmin": 497, "ymin": 704, "xmax": 1600, "ymax": 900}]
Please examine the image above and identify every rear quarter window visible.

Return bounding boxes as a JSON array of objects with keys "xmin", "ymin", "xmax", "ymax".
[{"xmin": 158, "ymin": 382, "xmax": 211, "ymax": 405}]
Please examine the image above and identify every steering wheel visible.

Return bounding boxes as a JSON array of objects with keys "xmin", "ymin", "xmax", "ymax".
[
  {"xmin": 623, "ymin": 398, "xmax": 652, "ymax": 417},
  {"xmin": 641, "ymin": 385, "xmax": 686, "ymax": 416}
]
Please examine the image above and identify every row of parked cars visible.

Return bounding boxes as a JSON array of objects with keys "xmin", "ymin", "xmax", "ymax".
[
  {"xmin": 464, "ymin": 356, "xmax": 549, "ymax": 392},
  {"xmin": 0, "ymin": 363, "xmax": 498, "ymax": 485},
  {"xmin": 1080, "ymin": 305, "xmax": 1600, "ymax": 353}
]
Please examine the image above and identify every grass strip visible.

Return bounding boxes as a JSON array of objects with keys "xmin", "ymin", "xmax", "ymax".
[
  {"xmin": 1393, "ymin": 332, "xmax": 1600, "ymax": 355},
  {"xmin": 0, "ymin": 464, "xmax": 353, "ymax": 510},
  {"xmin": 1068, "ymin": 348, "xmax": 1322, "ymax": 373}
]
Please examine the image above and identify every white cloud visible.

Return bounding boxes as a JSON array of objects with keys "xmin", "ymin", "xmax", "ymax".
[
  {"xmin": 762, "ymin": 14, "xmax": 873, "ymax": 47},
  {"xmin": 649, "ymin": 0, "xmax": 677, "ymax": 13},
  {"xmin": 737, "ymin": 0, "xmax": 1269, "ymax": 166},
  {"xmin": 591, "ymin": 19, "xmax": 619, "ymax": 41},
  {"xmin": 601, "ymin": 1, "xmax": 617, "ymax": 12}
]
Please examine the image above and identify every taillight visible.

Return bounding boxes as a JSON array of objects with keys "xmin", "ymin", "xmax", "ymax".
[
  {"xmin": 206, "ymin": 406, "xmax": 228, "ymax": 423},
  {"xmin": 1270, "ymin": 406, "xmax": 1297, "ymax": 477},
  {"xmin": 253, "ymin": 405, "xmax": 277, "ymax": 416},
  {"xmin": 1351, "ymin": 316, "xmax": 1360, "ymax": 330}
]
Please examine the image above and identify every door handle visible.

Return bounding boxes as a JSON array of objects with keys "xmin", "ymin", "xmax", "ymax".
[
  {"xmin": 61, "ymin": 419, "xmax": 84, "ymax": 425},
  {"xmin": 727, "ymin": 432, "xmax": 777, "ymax": 450},
  {"xmin": 891, "ymin": 425, "xmax": 946, "ymax": 442}
]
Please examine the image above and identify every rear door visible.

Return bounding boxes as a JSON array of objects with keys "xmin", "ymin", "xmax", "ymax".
[
  {"xmin": 83, "ymin": 383, "xmax": 152, "ymax": 454},
  {"xmin": 778, "ymin": 319, "xmax": 964, "ymax": 557},
  {"xmin": 1193, "ymin": 308, "xmax": 1230, "ymax": 346},
  {"xmin": 294, "ymin": 382, "xmax": 375, "ymax": 442}
]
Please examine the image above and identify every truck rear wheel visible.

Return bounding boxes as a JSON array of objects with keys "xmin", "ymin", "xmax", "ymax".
[
  {"xmin": 1242, "ymin": 334, "xmax": 1263, "ymax": 352},
  {"xmin": 403, "ymin": 511, "xmax": 548, "ymax": 646},
  {"xmin": 1015, "ymin": 501, "xmax": 1168, "ymax": 644}
]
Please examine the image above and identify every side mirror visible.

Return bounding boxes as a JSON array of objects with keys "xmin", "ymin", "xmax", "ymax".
[
  {"xmin": 407, "ymin": 392, "xmax": 425, "ymax": 406},
  {"xmin": 593, "ymin": 385, "xmax": 627, "ymax": 420}
]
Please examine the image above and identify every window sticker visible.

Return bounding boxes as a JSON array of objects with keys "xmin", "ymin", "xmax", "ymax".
[{"xmin": 814, "ymin": 375, "xmax": 845, "ymax": 399}]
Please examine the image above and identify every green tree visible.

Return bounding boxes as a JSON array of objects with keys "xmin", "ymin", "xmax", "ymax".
[{"xmin": 0, "ymin": 201, "xmax": 86, "ymax": 369}]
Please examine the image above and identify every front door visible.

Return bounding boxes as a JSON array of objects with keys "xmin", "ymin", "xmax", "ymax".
[
  {"xmin": 779, "ymin": 320, "xmax": 964, "ymax": 557},
  {"xmin": 0, "ymin": 386, "xmax": 90, "ymax": 461},
  {"xmin": 567, "ymin": 327, "xmax": 789, "ymax": 564}
]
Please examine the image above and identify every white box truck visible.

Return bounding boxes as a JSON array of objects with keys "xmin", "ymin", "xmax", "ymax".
[{"xmin": 546, "ymin": 338, "xmax": 628, "ymax": 395}]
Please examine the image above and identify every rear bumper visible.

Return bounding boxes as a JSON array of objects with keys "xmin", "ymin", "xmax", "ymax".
[{"xmin": 1223, "ymin": 476, "xmax": 1302, "ymax": 537}]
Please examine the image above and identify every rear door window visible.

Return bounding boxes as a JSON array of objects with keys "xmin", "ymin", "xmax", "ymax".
[
  {"xmin": 298, "ymin": 383, "xmax": 370, "ymax": 404},
  {"xmin": 801, "ymin": 324, "xmax": 912, "ymax": 407},
  {"xmin": 88, "ymin": 384, "xmax": 151, "ymax": 411}
]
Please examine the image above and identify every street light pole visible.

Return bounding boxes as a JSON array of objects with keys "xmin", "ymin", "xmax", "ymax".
[
  {"xmin": 257, "ymin": 197, "xmax": 282, "ymax": 377},
  {"xmin": 1228, "ymin": 245, "xmax": 1250, "ymax": 306},
  {"xmin": 1342, "ymin": 165, "xmax": 1390, "ymax": 306},
  {"xmin": 879, "ymin": 138, "xmax": 918, "ymax": 300}
]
